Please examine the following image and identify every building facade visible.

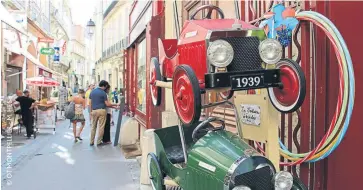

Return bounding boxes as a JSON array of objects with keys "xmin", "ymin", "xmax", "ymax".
[
  {"xmin": 69, "ymin": 24, "xmax": 86, "ymax": 91},
  {"xmin": 124, "ymin": 1, "xmax": 363, "ymax": 190},
  {"xmin": 95, "ymin": 1, "xmax": 130, "ymax": 90},
  {"xmin": 50, "ymin": 0, "xmax": 73, "ymax": 85},
  {"xmin": 125, "ymin": 0, "xmax": 164, "ymax": 133},
  {"xmin": 2, "ymin": 0, "xmax": 64, "ymax": 98}
]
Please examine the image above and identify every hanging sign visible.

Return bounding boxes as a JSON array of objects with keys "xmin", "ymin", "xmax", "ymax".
[
  {"xmin": 39, "ymin": 68, "xmax": 52, "ymax": 78},
  {"xmin": 240, "ymin": 104, "xmax": 261, "ymax": 126},
  {"xmin": 40, "ymin": 48, "xmax": 55, "ymax": 55},
  {"xmin": 53, "ymin": 47, "xmax": 60, "ymax": 62},
  {"xmin": 38, "ymin": 37, "xmax": 54, "ymax": 43}
]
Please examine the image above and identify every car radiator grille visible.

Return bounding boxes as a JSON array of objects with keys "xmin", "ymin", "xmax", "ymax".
[
  {"xmin": 233, "ymin": 166, "xmax": 273, "ymax": 190},
  {"xmin": 221, "ymin": 37, "xmax": 262, "ymax": 72}
]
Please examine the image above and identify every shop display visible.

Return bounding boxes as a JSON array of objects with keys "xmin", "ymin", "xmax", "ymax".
[
  {"xmin": 26, "ymin": 76, "xmax": 60, "ymax": 134},
  {"xmin": 145, "ymin": 2, "xmax": 355, "ymax": 190},
  {"xmin": 150, "ymin": 4, "xmax": 306, "ymax": 126}
]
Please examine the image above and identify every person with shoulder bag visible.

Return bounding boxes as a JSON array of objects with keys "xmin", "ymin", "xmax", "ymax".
[{"xmin": 68, "ymin": 89, "xmax": 86, "ymax": 143}]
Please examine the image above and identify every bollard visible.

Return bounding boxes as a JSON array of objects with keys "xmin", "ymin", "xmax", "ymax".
[{"xmin": 114, "ymin": 96, "xmax": 125, "ymax": 146}]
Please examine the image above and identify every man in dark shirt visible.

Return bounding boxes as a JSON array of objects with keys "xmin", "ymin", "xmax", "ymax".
[
  {"xmin": 16, "ymin": 90, "xmax": 36, "ymax": 138},
  {"xmin": 89, "ymin": 80, "xmax": 118, "ymax": 146}
]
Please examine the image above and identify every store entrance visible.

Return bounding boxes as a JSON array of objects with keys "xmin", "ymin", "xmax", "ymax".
[{"xmin": 5, "ymin": 66, "xmax": 22, "ymax": 95}]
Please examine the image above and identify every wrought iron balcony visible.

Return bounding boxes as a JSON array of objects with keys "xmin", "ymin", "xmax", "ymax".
[
  {"xmin": 49, "ymin": 2, "xmax": 70, "ymax": 38},
  {"xmin": 101, "ymin": 37, "xmax": 128, "ymax": 60}
]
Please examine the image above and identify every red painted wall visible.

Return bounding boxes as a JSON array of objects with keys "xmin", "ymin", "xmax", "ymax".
[
  {"xmin": 324, "ymin": 2, "xmax": 363, "ymax": 190},
  {"xmin": 126, "ymin": 0, "xmax": 165, "ymax": 129}
]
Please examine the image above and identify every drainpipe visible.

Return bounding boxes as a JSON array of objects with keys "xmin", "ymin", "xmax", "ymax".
[
  {"xmin": 173, "ymin": 0, "xmax": 180, "ymax": 38},
  {"xmin": 1, "ymin": 22, "xmax": 5, "ymax": 97},
  {"xmin": 234, "ymin": 0, "xmax": 241, "ymax": 20}
]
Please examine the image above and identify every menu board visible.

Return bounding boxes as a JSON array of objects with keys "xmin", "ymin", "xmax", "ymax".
[{"xmin": 37, "ymin": 108, "xmax": 55, "ymax": 128}]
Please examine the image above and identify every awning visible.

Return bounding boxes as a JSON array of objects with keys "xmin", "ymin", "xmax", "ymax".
[
  {"xmin": 0, "ymin": 4, "xmax": 28, "ymax": 36},
  {"xmin": 4, "ymin": 43, "xmax": 22, "ymax": 55},
  {"xmin": 22, "ymin": 50, "xmax": 67, "ymax": 78},
  {"xmin": 4, "ymin": 45, "xmax": 67, "ymax": 78}
]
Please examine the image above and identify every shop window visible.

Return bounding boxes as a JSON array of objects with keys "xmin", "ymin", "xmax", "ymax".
[{"xmin": 136, "ymin": 38, "xmax": 147, "ymax": 113}]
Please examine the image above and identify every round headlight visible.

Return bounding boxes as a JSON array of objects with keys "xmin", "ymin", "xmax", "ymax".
[
  {"xmin": 233, "ymin": 185, "xmax": 251, "ymax": 190},
  {"xmin": 207, "ymin": 39, "xmax": 234, "ymax": 67},
  {"xmin": 273, "ymin": 171, "xmax": 293, "ymax": 190},
  {"xmin": 259, "ymin": 39, "xmax": 283, "ymax": 65}
]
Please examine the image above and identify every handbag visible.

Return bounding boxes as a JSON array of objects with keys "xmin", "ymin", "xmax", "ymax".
[{"xmin": 64, "ymin": 102, "xmax": 75, "ymax": 119}]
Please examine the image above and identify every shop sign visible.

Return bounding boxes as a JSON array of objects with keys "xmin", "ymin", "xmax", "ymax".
[
  {"xmin": 53, "ymin": 47, "xmax": 60, "ymax": 62},
  {"xmin": 40, "ymin": 48, "xmax": 55, "ymax": 55},
  {"xmin": 240, "ymin": 104, "xmax": 261, "ymax": 126},
  {"xmin": 39, "ymin": 68, "xmax": 52, "ymax": 78},
  {"xmin": 38, "ymin": 37, "xmax": 54, "ymax": 43}
]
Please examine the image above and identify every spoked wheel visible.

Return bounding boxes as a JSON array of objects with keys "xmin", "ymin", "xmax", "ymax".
[
  {"xmin": 219, "ymin": 90, "xmax": 234, "ymax": 100},
  {"xmin": 172, "ymin": 65, "xmax": 201, "ymax": 126},
  {"xmin": 268, "ymin": 59, "xmax": 306, "ymax": 113},
  {"xmin": 147, "ymin": 153, "xmax": 165, "ymax": 190},
  {"xmin": 150, "ymin": 57, "xmax": 162, "ymax": 106}
]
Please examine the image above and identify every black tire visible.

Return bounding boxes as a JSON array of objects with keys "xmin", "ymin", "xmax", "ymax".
[
  {"xmin": 268, "ymin": 58, "xmax": 306, "ymax": 113},
  {"xmin": 150, "ymin": 57, "xmax": 162, "ymax": 106},
  {"xmin": 33, "ymin": 115, "xmax": 36, "ymax": 139},
  {"xmin": 291, "ymin": 175, "xmax": 308, "ymax": 190},
  {"xmin": 172, "ymin": 65, "xmax": 202, "ymax": 126},
  {"xmin": 147, "ymin": 153, "xmax": 166, "ymax": 190}
]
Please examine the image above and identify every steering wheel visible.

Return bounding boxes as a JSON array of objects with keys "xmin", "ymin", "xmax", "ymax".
[
  {"xmin": 190, "ymin": 5, "xmax": 225, "ymax": 20},
  {"xmin": 192, "ymin": 117, "xmax": 225, "ymax": 142}
]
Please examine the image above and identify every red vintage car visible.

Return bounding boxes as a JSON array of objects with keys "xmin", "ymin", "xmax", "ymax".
[{"xmin": 149, "ymin": 5, "xmax": 306, "ymax": 126}]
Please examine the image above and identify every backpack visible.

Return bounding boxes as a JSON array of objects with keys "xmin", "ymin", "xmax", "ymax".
[{"xmin": 64, "ymin": 101, "xmax": 75, "ymax": 119}]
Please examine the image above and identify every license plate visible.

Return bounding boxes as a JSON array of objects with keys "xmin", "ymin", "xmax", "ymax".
[{"xmin": 230, "ymin": 74, "xmax": 264, "ymax": 90}]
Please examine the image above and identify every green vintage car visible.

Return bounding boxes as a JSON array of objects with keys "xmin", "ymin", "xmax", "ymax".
[{"xmin": 147, "ymin": 117, "xmax": 307, "ymax": 190}]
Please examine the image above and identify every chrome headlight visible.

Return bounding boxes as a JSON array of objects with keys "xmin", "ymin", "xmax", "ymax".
[
  {"xmin": 273, "ymin": 171, "xmax": 293, "ymax": 190},
  {"xmin": 259, "ymin": 39, "xmax": 282, "ymax": 65},
  {"xmin": 207, "ymin": 39, "xmax": 234, "ymax": 67},
  {"xmin": 233, "ymin": 185, "xmax": 251, "ymax": 190}
]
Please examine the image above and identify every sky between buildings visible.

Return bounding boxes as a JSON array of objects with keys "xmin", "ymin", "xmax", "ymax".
[{"xmin": 69, "ymin": 0, "xmax": 98, "ymax": 26}]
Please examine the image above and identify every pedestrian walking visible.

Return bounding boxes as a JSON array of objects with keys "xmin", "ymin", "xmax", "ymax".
[
  {"xmin": 70, "ymin": 89, "xmax": 86, "ymax": 143},
  {"xmin": 85, "ymin": 84, "xmax": 95, "ymax": 118},
  {"xmin": 16, "ymin": 90, "xmax": 36, "ymax": 139},
  {"xmin": 112, "ymin": 88, "xmax": 118, "ymax": 104},
  {"xmin": 89, "ymin": 80, "xmax": 118, "ymax": 146},
  {"xmin": 58, "ymin": 82, "xmax": 68, "ymax": 117},
  {"xmin": 102, "ymin": 84, "xmax": 117, "ymax": 144}
]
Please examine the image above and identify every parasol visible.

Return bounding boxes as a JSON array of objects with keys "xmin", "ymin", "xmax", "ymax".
[{"xmin": 26, "ymin": 76, "xmax": 60, "ymax": 87}]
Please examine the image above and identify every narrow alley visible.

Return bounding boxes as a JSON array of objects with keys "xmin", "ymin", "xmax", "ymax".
[{"xmin": 1, "ymin": 112, "xmax": 140, "ymax": 190}]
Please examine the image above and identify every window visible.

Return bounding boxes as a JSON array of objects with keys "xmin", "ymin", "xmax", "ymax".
[{"xmin": 136, "ymin": 38, "xmax": 146, "ymax": 113}]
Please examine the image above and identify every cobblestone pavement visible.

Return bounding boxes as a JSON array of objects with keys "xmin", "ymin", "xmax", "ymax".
[{"xmin": 1, "ymin": 110, "xmax": 140, "ymax": 190}]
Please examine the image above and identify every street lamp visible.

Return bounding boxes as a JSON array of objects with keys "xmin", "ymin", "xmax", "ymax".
[{"xmin": 86, "ymin": 19, "xmax": 96, "ymax": 37}]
